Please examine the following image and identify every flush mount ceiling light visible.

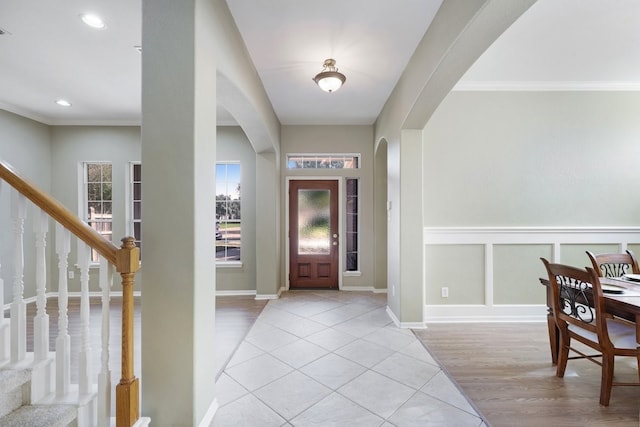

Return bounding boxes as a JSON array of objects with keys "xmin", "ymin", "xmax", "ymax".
[
  {"xmin": 55, "ymin": 99, "xmax": 72, "ymax": 107},
  {"xmin": 313, "ymin": 59, "xmax": 346, "ymax": 93},
  {"xmin": 79, "ymin": 13, "xmax": 106, "ymax": 29}
]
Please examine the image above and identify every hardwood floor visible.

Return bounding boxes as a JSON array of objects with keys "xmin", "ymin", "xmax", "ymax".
[
  {"xmin": 414, "ymin": 322, "xmax": 640, "ymax": 427},
  {"xmin": 214, "ymin": 295, "xmax": 268, "ymax": 378}
]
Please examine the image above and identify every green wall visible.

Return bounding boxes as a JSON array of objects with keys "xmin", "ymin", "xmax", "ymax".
[
  {"xmin": 1, "ymin": 117, "xmax": 260, "ymax": 298},
  {"xmin": 216, "ymin": 126, "xmax": 257, "ymax": 292},
  {"xmin": 280, "ymin": 125, "xmax": 377, "ymax": 291},
  {"xmin": 424, "ymin": 91, "xmax": 640, "ymax": 226},
  {"xmin": 50, "ymin": 126, "xmax": 141, "ymax": 292},
  {"xmin": 423, "ymin": 91, "xmax": 640, "ymax": 306},
  {"xmin": 0, "ymin": 110, "xmax": 52, "ymax": 302}
]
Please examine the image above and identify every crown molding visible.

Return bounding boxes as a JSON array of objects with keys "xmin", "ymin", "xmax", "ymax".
[{"xmin": 453, "ymin": 81, "xmax": 640, "ymax": 92}]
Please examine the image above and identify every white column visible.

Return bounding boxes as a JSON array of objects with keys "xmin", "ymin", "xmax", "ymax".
[
  {"xmin": 256, "ymin": 152, "xmax": 280, "ymax": 297},
  {"xmin": 55, "ymin": 224, "xmax": 71, "ymax": 396},
  {"xmin": 142, "ymin": 0, "xmax": 217, "ymax": 423},
  {"xmin": 10, "ymin": 189, "xmax": 27, "ymax": 363},
  {"xmin": 77, "ymin": 241, "xmax": 92, "ymax": 395},
  {"xmin": 33, "ymin": 209, "xmax": 50, "ymax": 361},
  {"xmin": 97, "ymin": 258, "xmax": 113, "ymax": 427},
  {"xmin": 398, "ymin": 130, "xmax": 424, "ymax": 324}
]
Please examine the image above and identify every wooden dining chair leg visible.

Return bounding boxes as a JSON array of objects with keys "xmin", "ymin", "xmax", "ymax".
[
  {"xmin": 556, "ymin": 334, "xmax": 570, "ymax": 377},
  {"xmin": 599, "ymin": 354, "xmax": 615, "ymax": 406}
]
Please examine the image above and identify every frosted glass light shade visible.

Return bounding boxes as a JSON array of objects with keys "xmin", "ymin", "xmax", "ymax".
[
  {"xmin": 313, "ymin": 59, "xmax": 346, "ymax": 93},
  {"xmin": 315, "ymin": 72, "xmax": 345, "ymax": 92}
]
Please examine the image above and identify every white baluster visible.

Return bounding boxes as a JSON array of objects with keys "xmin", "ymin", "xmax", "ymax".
[
  {"xmin": 0, "ymin": 253, "xmax": 6, "ymax": 364},
  {"xmin": 97, "ymin": 258, "xmax": 113, "ymax": 426},
  {"xmin": 34, "ymin": 209, "xmax": 49, "ymax": 361},
  {"xmin": 0, "ymin": 180, "xmax": 8, "ymax": 363},
  {"xmin": 10, "ymin": 190, "xmax": 26, "ymax": 363},
  {"xmin": 77, "ymin": 241, "xmax": 92, "ymax": 396},
  {"xmin": 55, "ymin": 224, "xmax": 71, "ymax": 396}
]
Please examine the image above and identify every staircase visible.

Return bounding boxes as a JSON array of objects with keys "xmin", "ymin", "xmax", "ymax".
[
  {"xmin": 0, "ymin": 367, "xmax": 76, "ymax": 426},
  {"xmin": 1, "ymin": 160, "xmax": 150, "ymax": 427}
]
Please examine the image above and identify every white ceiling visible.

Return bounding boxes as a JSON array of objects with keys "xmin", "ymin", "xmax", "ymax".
[
  {"xmin": 458, "ymin": 0, "xmax": 640, "ymax": 90},
  {"xmin": 224, "ymin": 0, "xmax": 441, "ymax": 125},
  {"xmin": 0, "ymin": 0, "xmax": 639, "ymax": 127}
]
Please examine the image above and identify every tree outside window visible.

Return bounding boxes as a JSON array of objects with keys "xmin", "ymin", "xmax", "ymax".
[
  {"xmin": 216, "ymin": 162, "xmax": 241, "ymax": 261},
  {"xmin": 85, "ymin": 162, "xmax": 112, "ymax": 262}
]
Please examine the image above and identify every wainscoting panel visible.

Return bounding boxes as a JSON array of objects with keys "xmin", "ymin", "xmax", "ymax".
[{"xmin": 423, "ymin": 227, "xmax": 640, "ymax": 322}]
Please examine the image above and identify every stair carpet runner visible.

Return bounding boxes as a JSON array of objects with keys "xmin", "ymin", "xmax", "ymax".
[{"xmin": 0, "ymin": 368, "xmax": 76, "ymax": 427}]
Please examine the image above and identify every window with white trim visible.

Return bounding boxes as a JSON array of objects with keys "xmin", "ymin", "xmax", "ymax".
[
  {"xmin": 346, "ymin": 178, "xmax": 359, "ymax": 271},
  {"xmin": 216, "ymin": 162, "xmax": 241, "ymax": 261},
  {"xmin": 83, "ymin": 162, "xmax": 112, "ymax": 262},
  {"xmin": 287, "ymin": 154, "xmax": 360, "ymax": 169},
  {"xmin": 129, "ymin": 162, "xmax": 142, "ymax": 255}
]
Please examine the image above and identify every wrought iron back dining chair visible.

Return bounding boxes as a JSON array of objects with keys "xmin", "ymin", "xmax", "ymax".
[
  {"xmin": 541, "ymin": 258, "xmax": 640, "ymax": 406},
  {"xmin": 586, "ymin": 249, "xmax": 640, "ymax": 278}
]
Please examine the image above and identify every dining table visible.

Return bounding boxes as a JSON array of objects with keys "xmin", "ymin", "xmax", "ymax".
[{"xmin": 539, "ymin": 275, "xmax": 640, "ymax": 365}]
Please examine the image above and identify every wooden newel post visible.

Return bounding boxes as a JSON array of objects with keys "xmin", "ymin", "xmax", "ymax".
[{"xmin": 116, "ymin": 237, "xmax": 140, "ymax": 427}]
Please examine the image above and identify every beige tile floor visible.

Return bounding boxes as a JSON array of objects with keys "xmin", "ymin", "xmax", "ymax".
[{"xmin": 213, "ymin": 291, "xmax": 487, "ymax": 426}]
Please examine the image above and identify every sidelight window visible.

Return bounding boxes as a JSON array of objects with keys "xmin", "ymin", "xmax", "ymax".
[
  {"xmin": 345, "ymin": 178, "xmax": 359, "ymax": 272},
  {"xmin": 128, "ymin": 162, "xmax": 142, "ymax": 255}
]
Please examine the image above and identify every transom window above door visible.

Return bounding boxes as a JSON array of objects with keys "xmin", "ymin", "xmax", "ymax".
[{"xmin": 287, "ymin": 154, "xmax": 360, "ymax": 169}]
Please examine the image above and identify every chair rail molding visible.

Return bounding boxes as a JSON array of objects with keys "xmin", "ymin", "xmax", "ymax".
[{"xmin": 424, "ymin": 226, "xmax": 640, "ymax": 245}]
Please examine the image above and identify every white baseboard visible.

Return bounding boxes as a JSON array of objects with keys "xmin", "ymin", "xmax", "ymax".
[
  {"xmin": 65, "ymin": 291, "xmax": 142, "ymax": 298},
  {"xmin": 216, "ymin": 290, "xmax": 257, "ymax": 297},
  {"xmin": 424, "ymin": 304, "xmax": 548, "ymax": 323},
  {"xmin": 372, "ymin": 288, "xmax": 388, "ymax": 294},
  {"xmin": 3, "ymin": 291, "xmax": 143, "ymax": 311},
  {"xmin": 255, "ymin": 293, "xmax": 280, "ymax": 300},
  {"xmin": 198, "ymin": 398, "xmax": 219, "ymax": 427},
  {"xmin": 386, "ymin": 306, "xmax": 426, "ymax": 329},
  {"xmin": 341, "ymin": 286, "xmax": 374, "ymax": 292}
]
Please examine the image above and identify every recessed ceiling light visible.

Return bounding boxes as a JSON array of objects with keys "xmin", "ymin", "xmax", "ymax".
[
  {"xmin": 55, "ymin": 99, "xmax": 72, "ymax": 107},
  {"xmin": 80, "ymin": 13, "xmax": 106, "ymax": 29}
]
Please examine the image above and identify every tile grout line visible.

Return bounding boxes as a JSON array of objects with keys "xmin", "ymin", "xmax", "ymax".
[{"xmin": 216, "ymin": 292, "xmax": 485, "ymax": 426}]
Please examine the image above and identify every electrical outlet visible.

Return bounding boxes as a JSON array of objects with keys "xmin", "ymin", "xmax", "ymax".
[
  {"xmin": 441, "ymin": 287, "xmax": 449, "ymax": 298},
  {"xmin": 68, "ymin": 270, "xmax": 74, "ymax": 279}
]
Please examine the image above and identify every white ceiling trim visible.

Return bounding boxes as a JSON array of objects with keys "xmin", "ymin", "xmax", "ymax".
[
  {"xmin": 0, "ymin": 101, "xmax": 142, "ymax": 127},
  {"xmin": 0, "ymin": 102, "xmax": 51, "ymax": 125},
  {"xmin": 453, "ymin": 81, "xmax": 640, "ymax": 92}
]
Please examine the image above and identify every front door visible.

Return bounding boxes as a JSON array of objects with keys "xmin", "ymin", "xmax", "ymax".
[{"xmin": 289, "ymin": 180, "xmax": 339, "ymax": 289}]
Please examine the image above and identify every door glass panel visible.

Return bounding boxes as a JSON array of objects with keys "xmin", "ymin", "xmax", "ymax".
[{"xmin": 298, "ymin": 189, "xmax": 330, "ymax": 254}]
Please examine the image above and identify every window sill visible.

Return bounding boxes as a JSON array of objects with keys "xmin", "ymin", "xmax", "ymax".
[
  {"xmin": 216, "ymin": 261, "xmax": 243, "ymax": 268},
  {"xmin": 343, "ymin": 271, "xmax": 361, "ymax": 277}
]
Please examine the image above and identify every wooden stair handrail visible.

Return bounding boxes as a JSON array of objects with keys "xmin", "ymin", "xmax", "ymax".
[
  {"xmin": 2, "ymin": 159, "xmax": 141, "ymax": 425},
  {"xmin": 0, "ymin": 160, "xmax": 119, "ymax": 264}
]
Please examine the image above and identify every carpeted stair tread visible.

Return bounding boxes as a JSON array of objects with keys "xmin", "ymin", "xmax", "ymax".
[
  {"xmin": 0, "ymin": 369, "xmax": 31, "ymax": 418},
  {"xmin": 0, "ymin": 404, "xmax": 77, "ymax": 427},
  {"xmin": 0, "ymin": 369, "xmax": 30, "ymax": 393}
]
